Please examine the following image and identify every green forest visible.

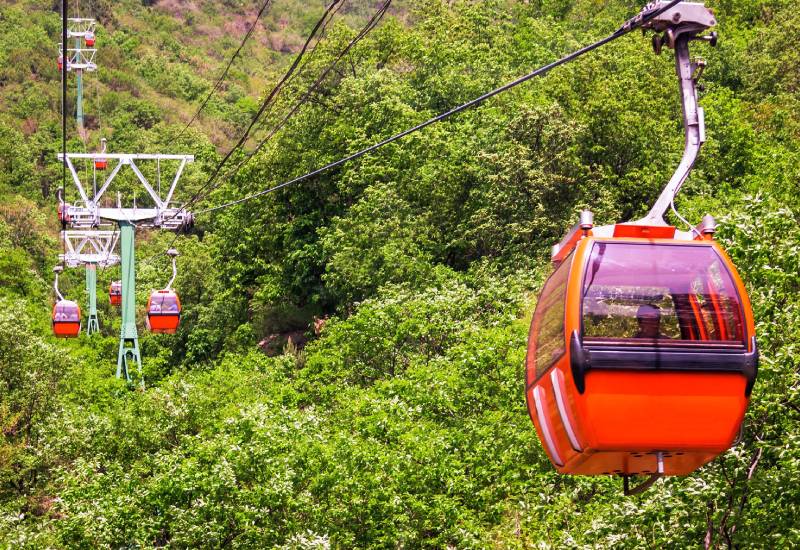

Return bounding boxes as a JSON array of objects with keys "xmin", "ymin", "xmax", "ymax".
[{"xmin": 0, "ymin": 0, "xmax": 798, "ymax": 546}]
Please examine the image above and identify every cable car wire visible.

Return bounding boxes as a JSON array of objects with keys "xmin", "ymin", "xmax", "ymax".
[
  {"xmin": 178, "ymin": 0, "xmax": 274, "ymax": 138},
  {"xmin": 61, "ymin": 0, "xmax": 68, "ymax": 266},
  {"xmin": 244, "ymin": 0, "xmax": 346, "ymax": 136},
  {"xmin": 182, "ymin": 0, "xmax": 345, "ymax": 212},
  {"xmin": 183, "ymin": 0, "xmax": 392, "ymax": 214},
  {"xmin": 208, "ymin": 0, "xmax": 345, "ymax": 173},
  {"xmin": 141, "ymin": 0, "xmax": 352, "ymax": 265},
  {"xmin": 194, "ymin": 0, "xmax": 682, "ymax": 215}
]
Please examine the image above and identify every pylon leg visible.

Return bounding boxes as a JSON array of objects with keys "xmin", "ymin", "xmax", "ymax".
[
  {"xmin": 85, "ymin": 263, "xmax": 99, "ymax": 335},
  {"xmin": 116, "ymin": 221, "xmax": 142, "ymax": 385},
  {"xmin": 76, "ymin": 68, "xmax": 83, "ymax": 129},
  {"xmin": 75, "ymin": 29, "xmax": 83, "ymax": 130},
  {"xmin": 117, "ymin": 337, "xmax": 142, "ymax": 387}
]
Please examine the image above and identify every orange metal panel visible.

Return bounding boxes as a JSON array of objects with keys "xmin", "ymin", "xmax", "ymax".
[
  {"xmin": 612, "ymin": 224, "xmax": 676, "ymax": 239},
  {"xmin": 525, "ymin": 235, "xmax": 757, "ymax": 476},
  {"xmin": 147, "ymin": 314, "xmax": 180, "ymax": 334},
  {"xmin": 581, "ymin": 371, "xmax": 747, "ymax": 450},
  {"xmin": 53, "ymin": 321, "xmax": 80, "ymax": 338}
]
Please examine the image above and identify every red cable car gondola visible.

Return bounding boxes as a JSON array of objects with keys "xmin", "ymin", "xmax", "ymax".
[
  {"xmin": 524, "ymin": 3, "xmax": 757, "ymax": 492},
  {"xmin": 109, "ymin": 280, "xmax": 122, "ymax": 307},
  {"xmin": 95, "ymin": 138, "xmax": 108, "ymax": 170},
  {"xmin": 146, "ymin": 290, "xmax": 181, "ymax": 334},
  {"xmin": 525, "ymin": 217, "xmax": 757, "ymax": 479},
  {"xmin": 57, "ymin": 55, "xmax": 70, "ymax": 72},
  {"xmin": 85, "ymin": 31, "xmax": 95, "ymax": 47},
  {"xmin": 147, "ymin": 249, "xmax": 181, "ymax": 334},
  {"xmin": 57, "ymin": 201, "xmax": 71, "ymax": 224},
  {"xmin": 52, "ymin": 300, "xmax": 81, "ymax": 338}
]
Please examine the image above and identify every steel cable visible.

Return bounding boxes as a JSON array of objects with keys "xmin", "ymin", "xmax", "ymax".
[
  {"xmin": 178, "ymin": 0, "xmax": 275, "ymax": 138},
  {"xmin": 196, "ymin": 0, "xmax": 682, "ymax": 215},
  {"xmin": 184, "ymin": 0, "xmax": 392, "ymax": 214}
]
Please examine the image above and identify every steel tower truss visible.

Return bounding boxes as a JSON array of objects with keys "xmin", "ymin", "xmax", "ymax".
[
  {"xmin": 58, "ymin": 152, "xmax": 194, "ymax": 384},
  {"xmin": 59, "ymin": 230, "xmax": 120, "ymax": 268},
  {"xmin": 59, "ymin": 230, "xmax": 120, "ymax": 336},
  {"xmin": 58, "ymin": 153, "xmax": 195, "ymax": 229},
  {"xmin": 59, "ymin": 18, "xmax": 97, "ymax": 128}
]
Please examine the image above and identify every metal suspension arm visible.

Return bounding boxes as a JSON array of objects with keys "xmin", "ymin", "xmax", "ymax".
[
  {"xmin": 637, "ymin": 2, "xmax": 717, "ymax": 225},
  {"xmin": 165, "ymin": 248, "xmax": 179, "ymax": 290},
  {"xmin": 642, "ymin": 33, "xmax": 705, "ymax": 223},
  {"xmin": 53, "ymin": 266, "xmax": 64, "ymax": 301}
]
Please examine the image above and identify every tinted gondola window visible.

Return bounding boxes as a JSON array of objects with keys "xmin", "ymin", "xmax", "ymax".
[
  {"xmin": 54, "ymin": 301, "xmax": 80, "ymax": 322},
  {"xmin": 150, "ymin": 293, "xmax": 180, "ymax": 314},
  {"xmin": 533, "ymin": 256, "xmax": 571, "ymax": 379},
  {"xmin": 582, "ymin": 243, "xmax": 745, "ymax": 344}
]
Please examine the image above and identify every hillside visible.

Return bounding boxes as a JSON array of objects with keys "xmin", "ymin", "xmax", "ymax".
[{"xmin": 1, "ymin": 0, "xmax": 799, "ymax": 547}]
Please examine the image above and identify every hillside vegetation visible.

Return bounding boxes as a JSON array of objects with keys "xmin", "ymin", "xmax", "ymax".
[{"xmin": 1, "ymin": 0, "xmax": 799, "ymax": 546}]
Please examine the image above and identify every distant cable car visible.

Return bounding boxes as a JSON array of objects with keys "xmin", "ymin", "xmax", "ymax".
[
  {"xmin": 524, "ymin": 3, "xmax": 758, "ymax": 494},
  {"xmin": 109, "ymin": 280, "xmax": 122, "ymax": 307},
  {"xmin": 52, "ymin": 299, "xmax": 81, "ymax": 338},
  {"xmin": 57, "ymin": 55, "xmax": 70, "ymax": 72},
  {"xmin": 57, "ymin": 201, "xmax": 71, "ymax": 224},
  {"xmin": 94, "ymin": 138, "xmax": 108, "ymax": 170},
  {"xmin": 85, "ymin": 31, "xmax": 95, "ymax": 47},
  {"xmin": 146, "ymin": 249, "xmax": 181, "ymax": 334},
  {"xmin": 146, "ymin": 290, "xmax": 181, "ymax": 334},
  {"xmin": 525, "ymin": 215, "xmax": 757, "ymax": 481},
  {"xmin": 52, "ymin": 265, "xmax": 81, "ymax": 338}
]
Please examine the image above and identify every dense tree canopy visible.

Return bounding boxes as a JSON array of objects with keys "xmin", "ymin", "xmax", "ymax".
[{"xmin": 0, "ymin": 0, "xmax": 798, "ymax": 546}]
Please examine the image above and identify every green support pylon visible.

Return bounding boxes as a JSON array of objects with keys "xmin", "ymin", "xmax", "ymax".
[
  {"xmin": 76, "ymin": 69, "xmax": 83, "ymax": 129},
  {"xmin": 85, "ymin": 263, "xmax": 99, "ymax": 335},
  {"xmin": 75, "ymin": 35, "xmax": 83, "ymax": 129},
  {"xmin": 116, "ymin": 221, "xmax": 142, "ymax": 386}
]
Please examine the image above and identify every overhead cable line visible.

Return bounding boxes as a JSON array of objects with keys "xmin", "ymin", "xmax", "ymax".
[
  {"xmin": 178, "ymin": 0, "xmax": 274, "ymax": 138},
  {"xmin": 195, "ymin": 0, "xmax": 682, "ymax": 215},
  {"xmin": 141, "ymin": 0, "xmax": 348, "ymax": 265},
  {"xmin": 181, "ymin": 0, "xmax": 345, "ymax": 214},
  {"xmin": 238, "ymin": 0, "xmax": 346, "ymax": 147},
  {"xmin": 189, "ymin": 0, "xmax": 392, "ymax": 212},
  {"xmin": 61, "ymin": 0, "xmax": 68, "ymax": 266}
]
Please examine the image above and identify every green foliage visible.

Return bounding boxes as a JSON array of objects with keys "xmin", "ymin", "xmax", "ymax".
[
  {"xmin": 320, "ymin": 184, "xmax": 437, "ymax": 304},
  {"xmin": 2, "ymin": 0, "xmax": 800, "ymax": 546},
  {"xmin": 304, "ymin": 268, "xmax": 524, "ymax": 391},
  {"xmin": 0, "ymin": 299, "xmax": 65, "ymax": 542}
]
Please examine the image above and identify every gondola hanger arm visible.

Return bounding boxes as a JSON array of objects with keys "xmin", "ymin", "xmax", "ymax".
[
  {"xmin": 165, "ymin": 249, "xmax": 179, "ymax": 291},
  {"xmin": 635, "ymin": 1, "xmax": 718, "ymax": 226},
  {"xmin": 53, "ymin": 265, "xmax": 64, "ymax": 302}
]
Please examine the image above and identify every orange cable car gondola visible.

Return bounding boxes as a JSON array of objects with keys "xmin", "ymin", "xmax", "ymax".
[
  {"xmin": 109, "ymin": 280, "xmax": 122, "ymax": 307},
  {"xmin": 94, "ymin": 138, "xmax": 108, "ymax": 170},
  {"xmin": 53, "ymin": 300, "xmax": 81, "ymax": 338},
  {"xmin": 52, "ymin": 266, "xmax": 81, "ymax": 338},
  {"xmin": 146, "ymin": 290, "xmax": 181, "ymax": 334},
  {"xmin": 525, "ymin": 215, "xmax": 757, "ymax": 479},
  {"xmin": 57, "ymin": 201, "xmax": 71, "ymax": 224},
  {"xmin": 85, "ymin": 31, "xmax": 95, "ymax": 47},
  {"xmin": 57, "ymin": 53, "xmax": 70, "ymax": 73},
  {"xmin": 146, "ymin": 249, "xmax": 181, "ymax": 334},
  {"xmin": 524, "ymin": 3, "xmax": 757, "ymax": 492}
]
